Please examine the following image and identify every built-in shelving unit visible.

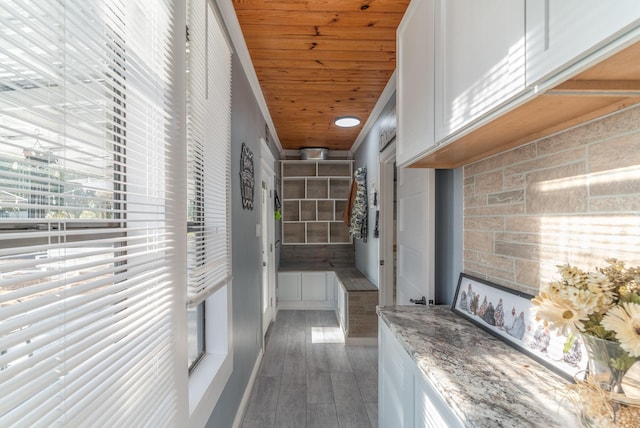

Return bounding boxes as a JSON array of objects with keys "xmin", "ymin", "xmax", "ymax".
[{"xmin": 281, "ymin": 160, "xmax": 353, "ymax": 245}]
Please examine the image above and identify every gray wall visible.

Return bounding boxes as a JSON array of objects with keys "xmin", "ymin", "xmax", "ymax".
[
  {"xmin": 351, "ymin": 90, "xmax": 464, "ymax": 301},
  {"xmin": 206, "ymin": 52, "xmax": 279, "ymax": 428},
  {"xmin": 352, "ymin": 95, "xmax": 397, "ymax": 286},
  {"xmin": 434, "ymin": 168, "xmax": 464, "ymax": 305}
]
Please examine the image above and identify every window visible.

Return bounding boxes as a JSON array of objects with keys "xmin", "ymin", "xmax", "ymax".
[
  {"xmin": 0, "ymin": 0, "xmax": 183, "ymax": 425},
  {"xmin": 185, "ymin": 0, "xmax": 232, "ymax": 375}
]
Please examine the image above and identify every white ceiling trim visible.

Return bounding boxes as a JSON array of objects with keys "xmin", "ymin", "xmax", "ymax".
[{"xmin": 350, "ymin": 69, "xmax": 397, "ymax": 155}]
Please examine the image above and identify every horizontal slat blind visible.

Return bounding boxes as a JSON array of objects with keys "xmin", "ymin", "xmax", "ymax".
[
  {"xmin": 186, "ymin": 0, "xmax": 232, "ymax": 308},
  {"xmin": 0, "ymin": 0, "xmax": 180, "ymax": 426}
]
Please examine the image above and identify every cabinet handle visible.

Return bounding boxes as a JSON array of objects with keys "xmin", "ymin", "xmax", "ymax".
[{"xmin": 410, "ymin": 296, "xmax": 427, "ymax": 305}]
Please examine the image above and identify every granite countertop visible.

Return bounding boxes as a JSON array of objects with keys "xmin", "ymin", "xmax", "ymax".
[{"xmin": 378, "ymin": 305, "xmax": 581, "ymax": 428}]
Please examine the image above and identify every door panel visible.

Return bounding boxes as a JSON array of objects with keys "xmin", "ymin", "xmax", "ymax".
[
  {"xmin": 261, "ymin": 145, "xmax": 276, "ymax": 337},
  {"xmin": 396, "ymin": 167, "xmax": 435, "ymax": 304}
]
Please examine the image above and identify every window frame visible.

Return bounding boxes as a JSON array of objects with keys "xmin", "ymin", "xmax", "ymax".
[{"xmin": 185, "ymin": 0, "xmax": 234, "ymax": 422}]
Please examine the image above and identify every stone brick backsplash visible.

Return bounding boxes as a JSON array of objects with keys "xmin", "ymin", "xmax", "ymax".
[{"xmin": 463, "ymin": 105, "xmax": 640, "ymax": 295}]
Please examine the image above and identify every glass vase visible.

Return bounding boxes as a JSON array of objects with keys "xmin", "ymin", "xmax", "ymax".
[{"xmin": 581, "ymin": 334, "xmax": 632, "ymax": 394}]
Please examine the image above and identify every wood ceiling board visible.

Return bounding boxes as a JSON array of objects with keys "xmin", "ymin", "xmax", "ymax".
[
  {"xmin": 268, "ymin": 94, "xmax": 380, "ymax": 104},
  {"xmin": 261, "ymin": 82, "xmax": 388, "ymax": 92},
  {"xmin": 239, "ymin": 24, "xmax": 396, "ymax": 40},
  {"xmin": 246, "ymin": 49, "xmax": 396, "ymax": 62},
  {"xmin": 274, "ymin": 120, "xmax": 366, "ymax": 131},
  {"xmin": 271, "ymin": 117, "xmax": 371, "ymax": 130},
  {"xmin": 278, "ymin": 130, "xmax": 362, "ymax": 140},
  {"xmin": 234, "ymin": 11, "xmax": 406, "ymax": 27},
  {"xmin": 267, "ymin": 88, "xmax": 381, "ymax": 97},
  {"xmin": 252, "ymin": 59, "xmax": 394, "ymax": 72},
  {"xmin": 232, "ymin": 0, "xmax": 409, "ymax": 13},
  {"xmin": 255, "ymin": 68, "xmax": 392, "ymax": 81},
  {"xmin": 269, "ymin": 104, "xmax": 379, "ymax": 114},
  {"xmin": 278, "ymin": 134, "xmax": 361, "ymax": 149},
  {"xmin": 243, "ymin": 36, "xmax": 396, "ymax": 52},
  {"xmin": 233, "ymin": 0, "xmax": 409, "ymax": 151}
]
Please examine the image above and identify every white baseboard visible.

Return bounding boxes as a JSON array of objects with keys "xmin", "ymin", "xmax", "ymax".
[{"xmin": 231, "ymin": 347, "xmax": 264, "ymax": 428}]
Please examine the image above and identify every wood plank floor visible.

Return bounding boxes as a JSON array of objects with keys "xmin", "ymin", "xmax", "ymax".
[{"xmin": 242, "ymin": 310, "xmax": 378, "ymax": 428}]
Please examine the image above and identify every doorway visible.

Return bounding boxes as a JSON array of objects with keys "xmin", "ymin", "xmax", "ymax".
[
  {"xmin": 260, "ymin": 139, "xmax": 276, "ymax": 338},
  {"xmin": 379, "ymin": 141, "xmax": 436, "ymax": 306},
  {"xmin": 378, "ymin": 143, "xmax": 397, "ymax": 306}
]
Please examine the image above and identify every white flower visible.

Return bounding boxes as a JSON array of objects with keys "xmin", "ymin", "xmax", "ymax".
[
  {"xmin": 601, "ymin": 302, "xmax": 640, "ymax": 357},
  {"xmin": 532, "ymin": 291, "xmax": 589, "ymax": 336}
]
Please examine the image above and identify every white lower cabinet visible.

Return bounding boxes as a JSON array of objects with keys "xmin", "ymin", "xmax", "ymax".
[
  {"xmin": 277, "ymin": 271, "xmax": 301, "ymax": 301},
  {"xmin": 301, "ymin": 271, "xmax": 326, "ymax": 301},
  {"xmin": 379, "ymin": 320, "xmax": 407, "ymax": 427},
  {"xmin": 325, "ymin": 271, "xmax": 336, "ymax": 302},
  {"xmin": 379, "ymin": 321, "xmax": 462, "ymax": 428},
  {"xmin": 277, "ymin": 271, "xmax": 334, "ymax": 310},
  {"xmin": 336, "ymin": 279, "xmax": 348, "ymax": 336}
]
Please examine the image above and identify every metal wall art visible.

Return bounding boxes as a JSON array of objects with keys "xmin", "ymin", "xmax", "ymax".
[{"xmin": 239, "ymin": 142, "xmax": 254, "ymax": 210}]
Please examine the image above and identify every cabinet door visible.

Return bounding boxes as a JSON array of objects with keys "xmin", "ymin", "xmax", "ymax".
[
  {"xmin": 380, "ymin": 320, "xmax": 464, "ymax": 428},
  {"xmin": 396, "ymin": 167, "xmax": 435, "ymax": 305},
  {"xmin": 526, "ymin": 0, "xmax": 640, "ymax": 86},
  {"xmin": 301, "ymin": 272, "xmax": 326, "ymax": 301},
  {"xmin": 336, "ymin": 283, "xmax": 347, "ymax": 333},
  {"xmin": 435, "ymin": 0, "xmax": 525, "ymax": 141},
  {"xmin": 396, "ymin": 0, "xmax": 436, "ymax": 167},
  {"xmin": 379, "ymin": 321, "xmax": 408, "ymax": 427},
  {"xmin": 413, "ymin": 367, "xmax": 463, "ymax": 428},
  {"xmin": 277, "ymin": 272, "xmax": 301, "ymax": 301},
  {"xmin": 325, "ymin": 271, "xmax": 336, "ymax": 302}
]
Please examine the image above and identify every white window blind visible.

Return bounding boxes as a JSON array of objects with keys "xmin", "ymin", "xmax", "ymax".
[
  {"xmin": 0, "ymin": 0, "xmax": 182, "ymax": 426},
  {"xmin": 186, "ymin": 0, "xmax": 232, "ymax": 308}
]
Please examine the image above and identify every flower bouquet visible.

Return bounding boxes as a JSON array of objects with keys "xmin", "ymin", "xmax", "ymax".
[{"xmin": 532, "ymin": 259, "xmax": 640, "ymax": 425}]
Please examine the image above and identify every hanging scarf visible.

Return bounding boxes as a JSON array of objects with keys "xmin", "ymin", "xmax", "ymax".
[{"xmin": 349, "ymin": 167, "xmax": 368, "ymax": 242}]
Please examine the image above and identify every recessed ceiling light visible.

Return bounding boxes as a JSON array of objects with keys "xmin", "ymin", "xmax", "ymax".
[{"xmin": 334, "ymin": 116, "xmax": 361, "ymax": 128}]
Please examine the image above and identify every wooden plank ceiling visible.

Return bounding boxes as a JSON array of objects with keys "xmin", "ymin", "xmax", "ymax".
[{"xmin": 232, "ymin": 0, "xmax": 410, "ymax": 151}]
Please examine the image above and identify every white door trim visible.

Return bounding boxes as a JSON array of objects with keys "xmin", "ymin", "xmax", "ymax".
[
  {"xmin": 260, "ymin": 138, "xmax": 276, "ymax": 338},
  {"xmin": 378, "ymin": 141, "xmax": 396, "ymax": 307}
]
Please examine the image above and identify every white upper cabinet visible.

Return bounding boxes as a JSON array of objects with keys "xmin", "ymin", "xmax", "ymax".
[
  {"xmin": 526, "ymin": 0, "xmax": 640, "ymax": 86},
  {"xmin": 396, "ymin": 0, "xmax": 436, "ymax": 167},
  {"xmin": 435, "ymin": 0, "xmax": 526, "ymax": 142}
]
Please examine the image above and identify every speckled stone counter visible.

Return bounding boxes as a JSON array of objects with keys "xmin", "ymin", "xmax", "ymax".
[
  {"xmin": 335, "ymin": 269, "xmax": 377, "ymax": 338},
  {"xmin": 378, "ymin": 305, "xmax": 581, "ymax": 428},
  {"xmin": 334, "ymin": 268, "xmax": 378, "ymax": 292}
]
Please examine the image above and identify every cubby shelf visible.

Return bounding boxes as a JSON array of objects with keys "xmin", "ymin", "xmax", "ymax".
[{"xmin": 281, "ymin": 160, "xmax": 353, "ymax": 245}]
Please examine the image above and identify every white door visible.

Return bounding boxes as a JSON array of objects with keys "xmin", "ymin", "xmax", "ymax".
[
  {"xmin": 396, "ymin": 166, "xmax": 435, "ymax": 305},
  {"xmin": 378, "ymin": 143, "xmax": 397, "ymax": 306},
  {"xmin": 260, "ymin": 140, "xmax": 276, "ymax": 337}
]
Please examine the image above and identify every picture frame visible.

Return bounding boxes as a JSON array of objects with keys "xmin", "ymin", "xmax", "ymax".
[{"xmin": 451, "ymin": 273, "xmax": 588, "ymax": 382}]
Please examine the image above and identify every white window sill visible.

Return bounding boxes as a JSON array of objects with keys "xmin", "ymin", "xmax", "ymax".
[{"xmin": 188, "ymin": 351, "xmax": 232, "ymax": 427}]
